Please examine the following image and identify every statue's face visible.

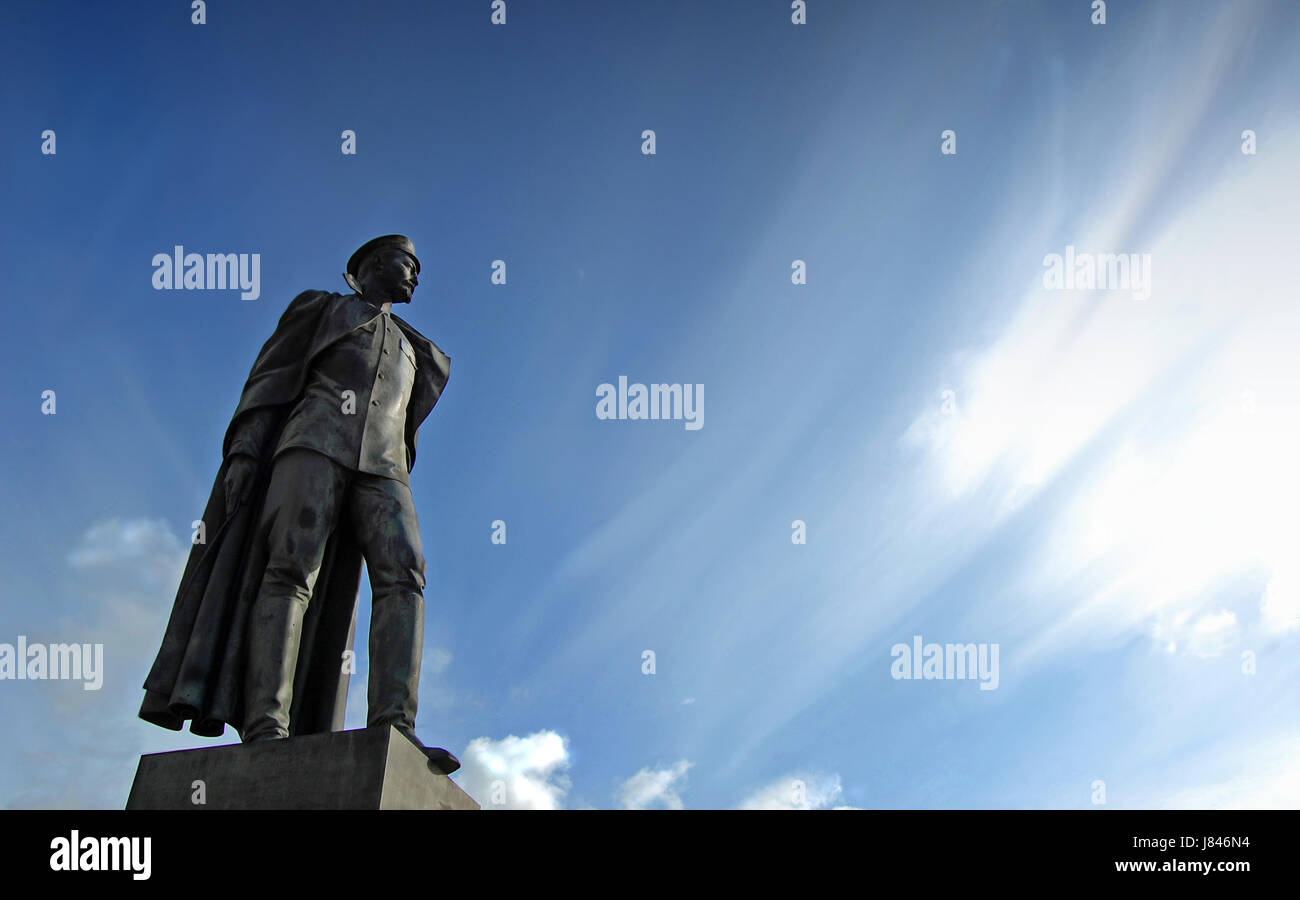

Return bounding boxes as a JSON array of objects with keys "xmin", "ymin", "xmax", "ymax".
[{"xmin": 359, "ymin": 248, "xmax": 418, "ymax": 303}]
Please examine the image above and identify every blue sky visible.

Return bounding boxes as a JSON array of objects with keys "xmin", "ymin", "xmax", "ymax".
[{"xmin": 1, "ymin": 0, "xmax": 1298, "ymax": 809}]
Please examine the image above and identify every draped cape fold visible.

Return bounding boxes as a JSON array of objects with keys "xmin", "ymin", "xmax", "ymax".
[{"xmin": 138, "ymin": 289, "xmax": 450, "ymax": 737}]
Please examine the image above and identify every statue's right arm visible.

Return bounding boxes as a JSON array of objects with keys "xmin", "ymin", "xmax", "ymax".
[
  {"xmin": 224, "ymin": 290, "xmax": 323, "ymax": 460},
  {"xmin": 220, "ymin": 290, "xmax": 325, "ymax": 509},
  {"xmin": 222, "ymin": 407, "xmax": 276, "ymax": 511},
  {"xmin": 226, "ymin": 406, "xmax": 278, "ymax": 461}
]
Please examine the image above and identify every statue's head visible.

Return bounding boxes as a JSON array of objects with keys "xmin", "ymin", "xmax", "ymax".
[{"xmin": 346, "ymin": 235, "xmax": 420, "ymax": 304}]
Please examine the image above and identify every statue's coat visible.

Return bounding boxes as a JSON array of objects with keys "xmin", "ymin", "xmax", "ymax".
[{"xmin": 138, "ymin": 290, "xmax": 450, "ymax": 737}]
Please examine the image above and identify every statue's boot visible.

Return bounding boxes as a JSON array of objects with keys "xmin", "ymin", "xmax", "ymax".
[
  {"xmin": 395, "ymin": 726, "xmax": 461, "ymax": 775},
  {"xmin": 241, "ymin": 590, "xmax": 307, "ymax": 742},
  {"xmin": 367, "ymin": 587, "xmax": 459, "ymax": 774}
]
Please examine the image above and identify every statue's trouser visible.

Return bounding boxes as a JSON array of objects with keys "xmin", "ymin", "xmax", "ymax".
[{"xmin": 242, "ymin": 448, "xmax": 426, "ymax": 742}]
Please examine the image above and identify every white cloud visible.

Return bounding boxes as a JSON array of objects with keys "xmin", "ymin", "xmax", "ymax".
[
  {"xmin": 1260, "ymin": 571, "xmax": 1300, "ymax": 636},
  {"xmin": 67, "ymin": 517, "xmax": 181, "ymax": 566},
  {"xmin": 618, "ymin": 760, "xmax": 692, "ymax": 810},
  {"xmin": 737, "ymin": 772, "xmax": 855, "ymax": 810},
  {"xmin": 5, "ymin": 517, "xmax": 194, "ymax": 808},
  {"xmin": 716, "ymin": 8, "xmax": 1300, "ymax": 774},
  {"xmin": 456, "ymin": 730, "xmax": 572, "ymax": 810},
  {"xmin": 66, "ymin": 516, "xmax": 186, "ymax": 591},
  {"xmin": 1154, "ymin": 735, "xmax": 1300, "ymax": 809},
  {"xmin": 59, "ymin": 518, "xmax": 189, "ymax": 700},
  {"xmin": 1151, "ymin": 609, "xmax": 1238, "ymax": 658},
  {"xmin": 905, "ymin": 120, "xmax": 1300, "ymax": 668},
  {"xmin": 427, "ymin": 647, "xmax": 453, "ymax": 675}
]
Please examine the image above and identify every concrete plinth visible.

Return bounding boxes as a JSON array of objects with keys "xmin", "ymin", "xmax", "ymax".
[{"xmin": 126, "ymin": 725, "xmax": 479, "ymax": 810}]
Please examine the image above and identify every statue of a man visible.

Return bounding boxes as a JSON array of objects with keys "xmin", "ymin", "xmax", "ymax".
[{"xmin": 138, "ymin": 235, "xmax": 459, "ymax": 774}]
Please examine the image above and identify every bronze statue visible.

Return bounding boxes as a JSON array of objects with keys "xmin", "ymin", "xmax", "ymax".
[{"xmin": 138, "ymin": 235, "xmax": 460, "ymax": 774}]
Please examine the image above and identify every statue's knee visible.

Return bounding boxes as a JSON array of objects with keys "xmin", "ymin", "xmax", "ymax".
[
  {"xmin": 259, "ymin": 562, "xmax": 316, "ymax": 607},
  {"xmin": 391, "ymin": 543, "xmax": 426, "ymax": 590},
  {"xmin": 391, "ymin": 563, "xmax": 425, "ymax": 596},
  {"xmin": 373, "ymin": 556, "xmax": 424, "ymax": 599}
]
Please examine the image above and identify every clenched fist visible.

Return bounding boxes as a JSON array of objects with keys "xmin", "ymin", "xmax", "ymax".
[{"xmin": 223, "ymin": 454, "xmax": 259, "ymax": 511}]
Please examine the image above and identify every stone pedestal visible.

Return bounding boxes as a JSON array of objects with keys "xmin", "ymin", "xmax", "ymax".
[{"xmin": 126, "ymin": 724, "xmax": 479, "ymax": 810}]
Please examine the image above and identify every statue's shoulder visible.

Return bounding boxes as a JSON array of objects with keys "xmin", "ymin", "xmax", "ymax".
[
  {"xmin": 269, "ymin": 290, "xmax": 347, "ymax": 330},
  {"xmin": 285, "ymin": 289, "xmax": 341, "ymax": 311}
]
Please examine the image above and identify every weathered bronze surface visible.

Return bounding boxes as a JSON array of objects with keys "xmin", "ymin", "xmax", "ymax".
[{"xmin": 138, "ymin": 235, "xmax": 458, "ymax": 773}]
